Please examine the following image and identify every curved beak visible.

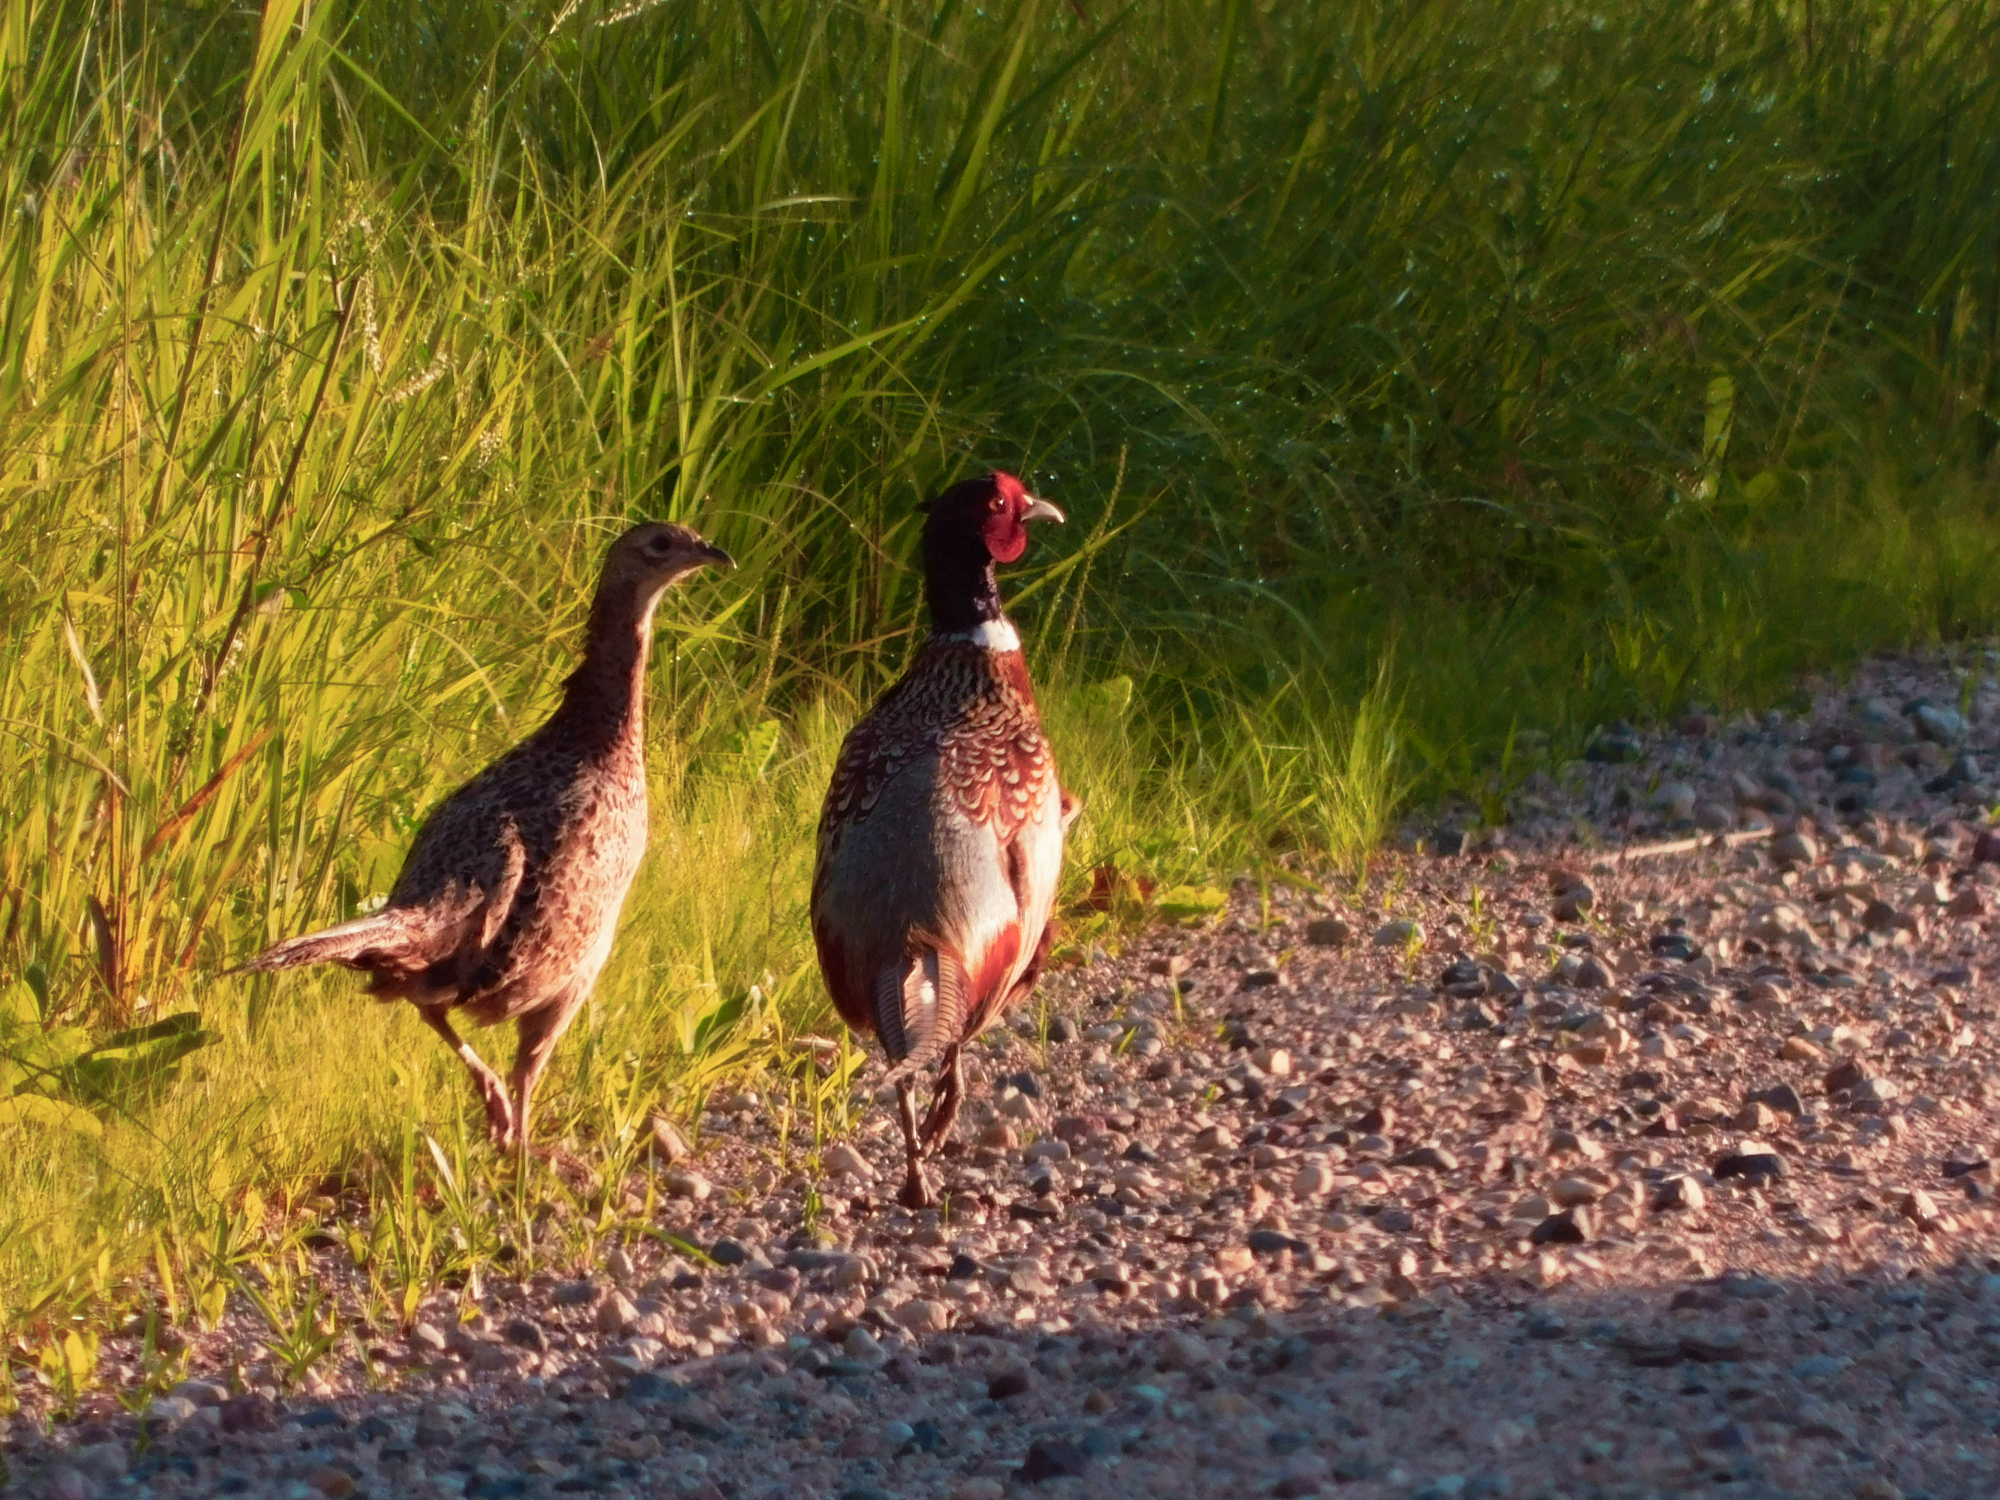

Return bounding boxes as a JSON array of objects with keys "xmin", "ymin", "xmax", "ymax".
[
  {"xmin": 1022, "ymin": 497, "xmax": 1066, "ymax": 525},
  {"xmin": 698, "ymin": 543, "xmax": 736, "ymax": 570}
]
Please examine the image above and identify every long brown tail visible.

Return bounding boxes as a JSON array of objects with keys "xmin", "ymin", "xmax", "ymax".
[
  {"xmin": 875, "ymin": 946, "xmax": 968, "ymax": 1086},
  {"xmin": 228, "ymin": 909, "xmax": 427, "ymax": 976}
]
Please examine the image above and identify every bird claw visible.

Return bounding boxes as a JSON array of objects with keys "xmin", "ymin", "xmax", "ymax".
[{"xmin": 481, "ymin": 1091, "xmax": 517, "ymax": 1151}]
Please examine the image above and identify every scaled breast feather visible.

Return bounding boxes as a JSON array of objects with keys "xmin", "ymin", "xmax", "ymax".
[{"xmin": 818, "ymin": 642, "xmax": 1054, "ymax": 860}]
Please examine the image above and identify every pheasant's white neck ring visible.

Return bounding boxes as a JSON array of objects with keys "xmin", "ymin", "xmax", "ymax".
[{"xmin": 936, "ymin": 618, "xmax": 1021, "ymax": 652}]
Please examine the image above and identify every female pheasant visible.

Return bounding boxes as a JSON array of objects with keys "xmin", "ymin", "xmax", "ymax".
[
  {"xmin": 236, "ymin": 523, "xmax": 732, "ymax": 1154},
  {"xmin": 812, "ymin": 472, "xmax": 1078, "ymax": 1208}
]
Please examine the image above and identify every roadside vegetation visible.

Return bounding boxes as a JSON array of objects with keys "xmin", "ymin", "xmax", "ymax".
[{"xmin": 1, "ymin": 0, "xmax": 1995, "ymax": 1406}]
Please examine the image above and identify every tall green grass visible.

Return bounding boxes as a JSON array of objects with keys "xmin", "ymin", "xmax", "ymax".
[{"xmin": 2, "ymin": 0, "xmax": 1997, "ymax": 1350}]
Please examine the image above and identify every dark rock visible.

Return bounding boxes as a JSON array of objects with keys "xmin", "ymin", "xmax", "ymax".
[
  {"xmin": 1008, "ymin": 1071, "xmax": 1043, "ymax": 1099},
  {"xmin": 625, "ymin": 1373, "xmax": 688, "ymax": 1404},
  {"xmin": 1585, "ymin": 725, "xmax": 1644, "ymax": 764},
  {"xmin": 552, "ymin": 1279, "xmax": 598, "ymax": 1307},
  {"xmin": 1123, "ymin": 1141, "xmax": 1159, "ymax": 1164},
  {"xmin": 1525, "ymin": 1312, "xmax": 1568, "ymax": 1340},
  {"xmin": 1240, "ymin": 968, "xmax": 1282, "ymax": 991},
  {"xmin": 218, "ymin": 1394, "xmax": 276, "ymax": 1435},
  {"xmin": 1749, "ymin": 1082, "xmax": 1805, "ymax": 1117},
  {"xmin": 906, "ymin": 1419, "xmax": 944, "ymax": 1454},
  {"xmin": 1823, "ymin": 1059, "xmax": 1871, "ymax": 1095},
  {"xmin": 1440, "ymin": 957, "xmax": 1487, "ymax": 994},
  {"xmin": 948, "ymin": 1253, "xmax": 983, "ymax": 1280},
  {"xmin": 1530, "ymin": 1210, "xmax": 1589, "ymax": 1245},
  {"xmin": 1714, "ymin": 1152, "xmax": 1785, "ymax": 1183},
  {"xmin": 1355, "ymin": 1103, "xmax": 1394, "ymax": 1135},
  {"xmin": 787, "ymin": 1250, "xmax": 848, "ymax": 1273},
  {"xmin": 500, "ymin": 1317, "xmax": 547, "ymax": 1352},
  {"xmin": 1248, "ymin": 1229, "xmax": 1311, "ymax": 1257},
  {"xmin": 1020, "ymin": 1438, "xmax": 1090, "ymax": 1482},
  {"xmin": 1683, "ymin": 1328, "xmax": 1748, "ymax": 1363},
  {"xmin": 1619, "ymin": 1337, "xmax": 1687, "ymax": 1368},
  {"xmin": 1304, "ymin": 916, "xmax": 1352, "ymax": 947},
  {"xmin": 1650, "ymin": 933, "xmax": 1703, "ymax": 963},
  {"xmin": 1048, "ymin": 1017, "xmax": 1079, "ymax": 1044},
  {"xmin": 988, "ymin": 1365, "xmax": 1033, "ymax": 1400},
  {"xmin": 296, "ymin": 1405, "xmax": 345, "ymax": 1429},
  {"xmin": 709, "ymin": 1239, "xmax": 749, "ymax": 1267},
  {"xmin": 1652, "ymin": 1176, "xmax": 1706, "ymax": 1212}
]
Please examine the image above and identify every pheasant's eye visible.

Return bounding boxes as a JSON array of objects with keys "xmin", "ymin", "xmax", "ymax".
[{"xmin": 646, "ymin": 534, "xmax": 676, "ymax": 556}]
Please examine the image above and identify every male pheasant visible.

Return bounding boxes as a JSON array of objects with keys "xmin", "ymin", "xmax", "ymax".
[
  {"xmin": 812, "ymin": 472, "xmax": 1078, "ymax": 1208},
  {"xmin": 236, "ymin": 523, "xmax": 732, "ymax": 1153}
]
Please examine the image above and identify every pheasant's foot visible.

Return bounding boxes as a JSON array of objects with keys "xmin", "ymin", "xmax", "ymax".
[
  {"xmin": 898, "ymin": 1164, "xmax": 937, "ymax": 1210},
  {"xmin": 481, "ymin": 1088, "xmax": 517, "ymax": 1150}
]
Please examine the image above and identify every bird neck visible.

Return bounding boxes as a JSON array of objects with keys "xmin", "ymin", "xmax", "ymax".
[
  {"xmin": 556, "ymin": 580, "xmax": 662, "ymax": 751},
  {"xmin": 925, "ymin": 550, "xmax": 1005, "ymax": 634}
]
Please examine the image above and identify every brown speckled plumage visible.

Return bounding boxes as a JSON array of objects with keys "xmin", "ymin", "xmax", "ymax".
[
  {"xmin": 812, "ymin": 472, "xmax": 1077, "ymax": 1207},
  {"xmin": 238, "ymin": 523, "xmax": 732, "ymax": 1151}
]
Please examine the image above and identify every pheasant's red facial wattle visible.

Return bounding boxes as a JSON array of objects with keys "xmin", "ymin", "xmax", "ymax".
[{"xmin": 981, "ymin": 473, "xmax": 1033, "ymax": 564}]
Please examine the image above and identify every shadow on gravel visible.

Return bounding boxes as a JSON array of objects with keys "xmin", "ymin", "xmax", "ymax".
[{"xmin": 12, "ymin": 1255, "xmax": 2000, "ymax": 1500}]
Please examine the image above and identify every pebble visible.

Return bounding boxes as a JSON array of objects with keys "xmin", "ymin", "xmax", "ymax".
[
  {"xmin": 843, "ymin": 1326, "xmax": 886, "ymax": 1367},
  {"xmin": 988, "ymin": 1361, "xmax": 1034, "ymax": 1399},
  {"xmin": 1374, "ymin": 919, "xmax": 1425, "ymax": 947},
  {"xmin": 1305, "ymin": 915, "xmax": 1352, "ymax": 946},
  {"xmin": 895, "ymin": 1299, "xmax": 950, "ymax": 1333},
  {"xmin": 1652, "ymin": 1176, "xmax": 1706, "ymax": 1212},
  {"xmin": 1021, "ymin": 1437, "xmax": 1090, "ymax": 1481},
  {"xmin": 145, "ymin": 1395, "xmax": 199, "ymax": 1430},
  {"xmin": 1292, "ymin": 1161, "xmax": 1338, "ymax": 1199},
  {"xmin": 648, "ymin": 1114, "xmax": 692, "ymax": 1165},
  {"xmin": 823, "ymin": 1142, "xmax": 873, "ymax": 1179},
  {"xmin": 666, "ymin": 1168, "xmax": 713, "ymax": 1200}
]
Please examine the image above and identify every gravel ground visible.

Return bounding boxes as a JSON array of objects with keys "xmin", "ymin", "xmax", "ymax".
[{"xmin": 15, "ymin": 648, "xmax": 2000, "ymax": 1500}]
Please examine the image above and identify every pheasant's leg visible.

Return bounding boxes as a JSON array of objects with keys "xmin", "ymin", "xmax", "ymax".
[
  {"xmin": 917, "ymin": 1045, "xmax": 963, "ymax": 1157},
  {"xmin": 419, "ymin": 1006, "xmax": 514, "ymax": 1147},
  {"xmin": 895, "ymin": 1079, "xmax": 934, "ymax": 1209},
  {"xmin": 509, "ymin": 998, "xmax": 586, "ymax": 1159}
]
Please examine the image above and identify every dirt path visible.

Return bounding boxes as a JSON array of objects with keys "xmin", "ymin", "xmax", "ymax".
[{"xmin": 14, "ymin": 648, "xmax": 2000, "ymax": 1500}]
